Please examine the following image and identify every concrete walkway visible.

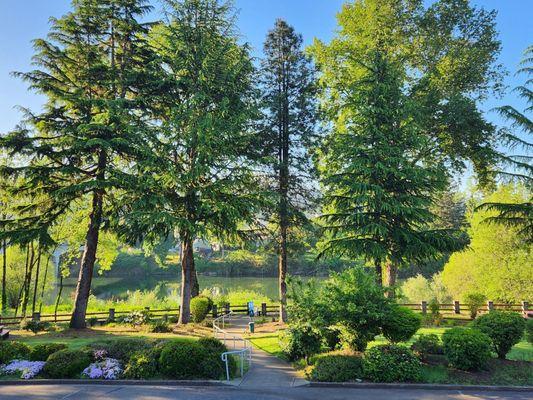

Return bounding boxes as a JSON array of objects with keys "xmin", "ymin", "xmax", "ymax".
[{"xmin": 223, "ymin": 315, "xmax": 307, "ymax": 388}]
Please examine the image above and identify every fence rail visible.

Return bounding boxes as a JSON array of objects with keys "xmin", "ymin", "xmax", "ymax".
[{"xmin": 0, "ymin": 300, "xmax": 529, "ymax": 326}]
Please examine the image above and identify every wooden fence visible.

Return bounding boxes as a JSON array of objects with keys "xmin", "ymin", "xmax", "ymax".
[{"xmin": 0, "ymin": 300, "xmax": 529, "ymax": 326}]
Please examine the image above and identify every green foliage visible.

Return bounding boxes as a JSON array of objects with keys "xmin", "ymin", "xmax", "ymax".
[
  {"xmin": 471, "ymin": 311, "xmax": 526, "ymax": 359},
  {"xmin": 159, "ymin": 341, "xmax": 224, "ymax": 379},
  {"xmin": 89, "ymin": 339, "xmax": 153, "ymax": 362},
  {"xmin": 119, "ymin": 310, "xmax": 151, "ymax": 328},
  {"xmin": 19, "ymin": 319, "xmax": 48, "ymax": 334},
  {"xmin": 443, "ymin": 185, "xmax": 532, "ymax": 302},
  {"xmin": 324, "ymin": 268, "xmax": 393, "ymax": 351},
  {"xmin": 0, "ymin": 341, "xmax": 31, "ymax": 364},
  {"xmin": 382, "ymin": 305, "xmax": 422, "ymax": 343},
  {"xmin": 42, "ymin": 349, "xmax": 92, "ymax": 378},
  {"xmin": 411, "ymin": 334, "xmax": 443, "ymax": 358},
  {"xmin": 442, "ymin": 328, "xmax": 492, "ymax": 370},
  {"xmin": 149, "ymin": 320, "xmax": 172, "ymax": 333},
  {"xmin": 29, "ymin": 343, "xmax": 67, "ymax": 361},
  {"xmin": 401, "ymin": 273, "xmax": 452, "ymax": 304},
  {"xmin": 464, "ymin": 293, "xmax": 487, "ymax": 319},
  {"xmin": 190, "ymin": 297, "xmax": 210, "ymax": 323},
  {"xmin": 279, "ymin": 325, "xmax": 322, "ymax": 363},
  {"xmin": 123, "ymin": 350, "xmax": 158, "ymax": 380},
  {"xmin": 308, "ymin": 352, "xmax": 364, "ymax": 382},
  {"xmin": 363, "ymin": 345, "xmax": 421, "ymax": 383}
]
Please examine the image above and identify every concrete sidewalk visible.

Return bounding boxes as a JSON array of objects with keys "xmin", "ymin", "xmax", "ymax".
[{"xmin": 223, "ymin": 315, "xmax": 307, "ymax": 388}]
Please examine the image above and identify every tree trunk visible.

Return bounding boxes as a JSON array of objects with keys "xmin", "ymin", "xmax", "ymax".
[
  {"xmin": 278, "ymin": 228, "xmax": 288, "ymax": 322},
  {"xmin": 39, "ymin": 253, "xmax": 52, "ymax": 313},
  {"xmin": 190, "ymin": 255, "xmax": 199, "ymax": 298},
  {"xmin": 32, "ymin": 248, "xmax": 42, "ymax": 315},
  {"xmin": 21, "ymin": 242, "xmax": 35, "ymax": 318},
  {"xmin": 1, "ymin": 238, "xmax": 6, "ymax": 312},
  {"xmin": 375, "ymin": 260, "xmax": 383, "ymax": 287},
  {"xmin": 70, "ymin": 185, "xmax": 105, "ymax": 329},
  {"xmin": 54, "ymin": 273, "xmax": 63, "ymax": 322},
  {"xmin": 14, "ymin": 245, "xmax": 30, "ymax": 317},
  {"xmin": 385, "ymin": 261, "xmax": 398, "ymax": 298},
  {"xmin": 178, "ymin": 237, "xmax": 194, "ymax": 324}
]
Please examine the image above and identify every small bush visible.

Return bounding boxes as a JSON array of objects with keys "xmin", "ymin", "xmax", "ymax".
[
  {"xmin": 338, "ymin": 328, "xmax": 369, "ymax": 352},
  {"xmin": 308, "ymin": 353, "xmax": 363, "ymax": 382},
  {"xmin": 279, "ymin": 325, "xmax": 322, "ymax": 363},
  {"xmin": 471, "ymin": 311, "xmax": 526, "ymax": 359},
  {"xmin": 0, "ymin": 341, "xmax": 31, "ymax": 364},
  {"xmin": 149, "ymin": 320, "xmax": 172, "ymax": 333},
  {"xmin": 322, "ymin": 327, "xmax": 342, "ymax": 351},
  {"xmin": 19, "ymin": 319, "xmax": 48, "ymax": 334},
  {"xmin": 363, "ymin": 345, "xmax": 421, "ymax": 382},
  {"xmin": 526, "ymin": 319, "xmax": 533, "ymax": 344},
  {"xmin": 464, "ymin": 293, "xmax": 487, "ymax": 319},
  {"xmin": 442, "ymin": 327, "xmax": 492, "ymax": 371},
  {"xmin": 197, "ymin": 337, "xmax": 235, "ymax": 377},
  {"xmin": 29, "ymin": 343, "xmax": 68, "ymax": 361},
  {"xmin": 190, "ymin": 297, "xmax": 210, "ymax": 323},
  {"xmin": 89, "ymin": 339, "xmax": 153, "ymax": 362},
  {"xmin": 120, "ymin": 310, "xmax": 151, "ymax": 328},
  {"xmin": 123, "ymin": 350, "xmax": 158, "ymax": 380},
  {"xmin": 159, "ymin": 341, "xmax": 222, "ymax": 379},
  {"xmin": 411, "ymin": 334, "xmax": 442, "ymax": 358},
  {"xmin": 87, "ymin": 317, "xmax": 99, "ymax": 327},
  {"xmin": 381, "ymin": 305, "xmax": 421, "ymax": 343},
  {"xmin": 42, "ymin": 349, "xmax": 92, "ymax": 378},
  {"xmin": 428, "ymin": 299, "xmax": 442, "ymax": 326}
]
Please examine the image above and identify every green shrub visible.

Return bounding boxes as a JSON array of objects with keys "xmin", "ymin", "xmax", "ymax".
[
  {"xmin": 411, "ymin": 334, "xmax": 442, "ymax": 358},
  {"xmin": 428, "ymin": 299, "xmax": 442, "ymax": 326},
  {"xmin": 279, "ymin": 325, "xmax": 322, "ymax": 363},
  {"xmin": 363, "ymin": 345, "xmax": 421, "ymax": 382},
  {"xmin": 322, "ymin": 327, "xmax": 342, "ymax": 351},
  {"xmin": 149, "ymin": 320, "xmax": 172, "ymax": 333},
  {"xmin": 29, "ymin": 343, "xmax": 68, "ymax": 361},
  {"xmin": 381, "ymin": 305, "xmax": 421, "ymax": 343},
  {"xmin": 308, "ymin": 353, "xmax": 363, "ymax": 382},
  {"xmin": 87, "ymin": 317, "xmax": 99, "ymax": 327},
  {"xmin": 123, "ymin": 350, "xmax": 158, "ymax": 380},
  {"xmin": 464, "ymin": 293, "xmax": 487, "ymax": 319},
  {"xmin": 526, "ymin": 319, "xmax": 533, "ymax": 344},
  {"xmin": 471, "ymin": 311, "xmax": 526, "ymax": 359},
  {"xmin": 442, "ymin": 327, "xmax": 492, "ymax": 370},
  {"xmin": 19, "ymin": 319, "xmax": 49, "ymax": 334},
  {"xmin": 190, "ymin": 297, "xmax": 210, "ymax": 323},
  {"xmin": 0, "ymin": 341, "xmax": 31, "ymax": 364},
  {"xmin": 42, "ymin": 349, "xmax": 92, "ymax": 378},
  {"xmin": 159, "ymin": 341, "xmax": 223, "ymax": 379},
  {"xmin": 89, "ymin": 338, "xmax": 153, "ymax": 362},
  {"xmin": 197, "ymin": 337, "xmax": 235, "ymax": 376}
]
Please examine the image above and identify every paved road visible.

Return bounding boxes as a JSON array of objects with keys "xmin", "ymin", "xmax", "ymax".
[{"xmin": 0, "ymin": 384, "xmax": 531, "ymax": 400}]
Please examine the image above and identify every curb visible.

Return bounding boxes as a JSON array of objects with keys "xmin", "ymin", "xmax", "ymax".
[
  {"xmin": 308, "ymin": 382, "xmax": 533, "ymax": 392},
  {"xmin": 0, "ymin": 379, "xmax": 231, "ymax": 387}
]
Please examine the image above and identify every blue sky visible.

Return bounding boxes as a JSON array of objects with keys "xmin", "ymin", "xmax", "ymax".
[{"xmin": 1, "ymin": 0, "xmax": 532, "ymax": 138}]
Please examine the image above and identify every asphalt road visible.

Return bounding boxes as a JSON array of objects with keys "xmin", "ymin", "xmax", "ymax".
[{"xmin": 0, "ymin": 384, "xmax": 532, "ymax": 400}]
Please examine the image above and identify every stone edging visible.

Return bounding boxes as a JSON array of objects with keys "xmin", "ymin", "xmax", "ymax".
[
  {"xmin": 0, "ymin": 379, "xmax": 230, "ymax": 386},
  {"xmin": 308, "ymin": 381, "xmax": 533, "ymax": 392}
]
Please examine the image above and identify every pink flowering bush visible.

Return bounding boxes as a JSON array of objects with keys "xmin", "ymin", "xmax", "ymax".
[
  {"xmin": 82, "ymin": 358, "xmax": 123, "ymax": 380},
  {"xmin": 1, "ymin": 360, "xmax": 46, "ymax": 379}
]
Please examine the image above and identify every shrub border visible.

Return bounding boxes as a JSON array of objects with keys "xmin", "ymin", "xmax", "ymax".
[
  {"xmin": 308, "ymin": 382, "xmax": 533, "ymax": 392},
  {"xmin": 0, "ymin": 379, "xmax": 228, "ymax": 386}
]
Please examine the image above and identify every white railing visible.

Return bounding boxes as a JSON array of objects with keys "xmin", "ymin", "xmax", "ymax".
[{"xmin": 213, "ymin": 311, "xmax": 253, "ymax": 381}]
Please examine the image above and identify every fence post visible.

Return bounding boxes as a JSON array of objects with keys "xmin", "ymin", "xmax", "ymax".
[
  {"xmin": 262, "ymin": 303, "xmax": 267, "ymax": 317},
  {"xmin": 421, "ymin": 301, "xmax": 427, "ymax": 315},
  {"xmin": 454, "ymin": 301, "xmax": 460, "ymax": 314},
  {"xmin": 487, "ymin": 301, "xmax": 494, "ymax": 311},
  {"xmin": 225, "ymin": 303, "xmax": 230, "ymax": 315},
  {"xmin": 108, "ymin": 308, "xmax": 115, "ymax": 322},
  {"xmin": 522, "ymin": 301, "xmax": 529, "ymax": 313},
  {"xmin": 212, "ymin": 304, "xmax": 218, "ymax": 319},
  {"xmin": 32, "ymin": 312, "xmax": 40, "ymax": 322}
]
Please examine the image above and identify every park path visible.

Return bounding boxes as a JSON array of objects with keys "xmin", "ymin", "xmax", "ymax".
[{"xmin": 222, "ymin": 316, "xmax": 308, "ymax": 388}]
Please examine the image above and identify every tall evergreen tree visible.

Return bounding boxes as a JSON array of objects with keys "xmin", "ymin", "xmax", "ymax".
[
  {"xmin": 114, "ymin": 0, "xmax": 263, "ymax": 324},
  {"xmin": 0, "ymin": 0, "xmax": 155, "ymax": 328},
  {"xmin": 310, "ymin": 0, "xmax": 500, "ymax": 288},
  {"xmin": 257, "ymin": 19, "xmax": 318, "ymax": 322},
  {"xmin": 478, "ymin": 46, "xmax": 532, "ymax": 242}
]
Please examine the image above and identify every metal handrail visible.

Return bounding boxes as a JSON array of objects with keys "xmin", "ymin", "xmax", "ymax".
[{"xmin": 213, "ymin": 311, "xmax": 252, "ymax": 381}]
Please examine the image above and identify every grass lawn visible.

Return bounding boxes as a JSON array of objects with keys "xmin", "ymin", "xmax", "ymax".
[{"xmin": 9, "ymin": 325, "xmax": 199, "ymax": 350}]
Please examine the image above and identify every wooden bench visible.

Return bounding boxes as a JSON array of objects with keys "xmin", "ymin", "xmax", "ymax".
[{"xmin": 0, "ymin": 325, "xmax": 9, "ymax": 340}]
